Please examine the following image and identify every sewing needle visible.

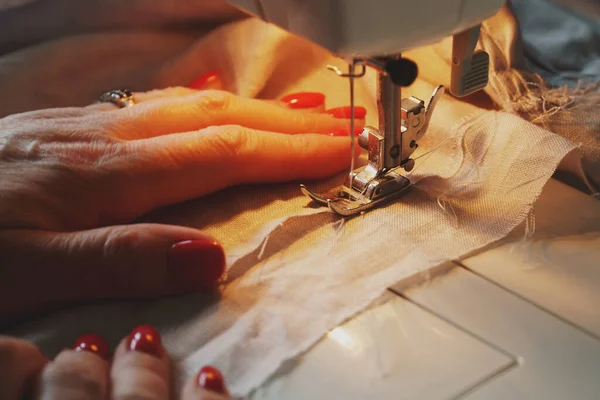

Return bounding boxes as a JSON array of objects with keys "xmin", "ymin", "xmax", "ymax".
[{"xmin": 348, "ymin": 61, "xmax": 356, "ymax": 189}]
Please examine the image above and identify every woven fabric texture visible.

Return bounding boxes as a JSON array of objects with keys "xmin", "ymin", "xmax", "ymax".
[{"xmin": 2, "ymin": 4, "xmax": 595, "ymax": 398}]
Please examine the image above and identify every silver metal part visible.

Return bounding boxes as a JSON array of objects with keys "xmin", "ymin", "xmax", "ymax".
[
  {"xmin": 300, "ymin": 173, "xmax": 410, "ymax": 217},
  {"xmin": 301, "ymin": 58, "xmax": 445, "ymax": 216},
  {"xmin": 327, "ymin": 63, "xmax": 367, "ymax": 78},
  {"xmin": 378, "ymin": 72, "xmax": 403, "ymax": 169}
]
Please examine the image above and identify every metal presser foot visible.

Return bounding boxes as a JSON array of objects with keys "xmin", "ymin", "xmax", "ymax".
[
  {"xmin": 300, "ymin": 168, "xmax": 412, "ymax": 217},
  {"xmin": 301, "ymin": 56, "xmax": 444, "ymax": 216}
]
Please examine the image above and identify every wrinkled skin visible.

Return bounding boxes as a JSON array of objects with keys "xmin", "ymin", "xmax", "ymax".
[{"xmin": 0, "ymin": 87, "xmax": 358, "ymax": 323}]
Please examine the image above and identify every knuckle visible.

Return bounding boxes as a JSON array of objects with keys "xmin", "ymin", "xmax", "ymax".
[
  {"xmin": 195, "ymin": 90, "xmax": 233, "ymax": 116},
  {"xmin": 209, "ymin": 125, "xmax": 253, "ymax": 158},
  {"xmin": 102, "ymin": 226, "xmax": 142, "ymax": 264}
]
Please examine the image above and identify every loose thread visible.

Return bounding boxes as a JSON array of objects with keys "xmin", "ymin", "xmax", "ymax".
[
  {"xmin": 404, "ymin": 136, "xmax": 455, "ymax": 178},
  {"xmin": 326, "ymin": 218, "xmax": 347, "ymax": 256},
  {"xmin": 422, "ymin": 127, "xmax": 485, "ymax": 222},
  {"xmin": 257, "ymin": 233, "xmax": 270, "ymax": 260}
]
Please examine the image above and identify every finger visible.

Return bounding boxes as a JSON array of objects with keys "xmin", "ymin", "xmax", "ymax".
[
  {"xmin": 35, "ymin": 335, "xmax": 110, "ymax": 400},
  {"xmin": 135, "ymin": 87, "xmax": 200, "ymax": 103},
  {"xmin": 0, "ymin": 224, "xmax": 225, "ymax": 323},
  {"xmin": 113, "ymin": 127, "xmax": 355, "ymax": 211},
  {"xmin": 280, "ymin": 92, "xmax": 326, "ymax": 113},
  {"xmin": 85, "ymin": 87, "xmax": 200, "ymax": 112},
  {"xmin": 325, "ymin": 105, "xmax": 367, "ymax": 119},
  {"xmin": 266, "ymin": 98, "xmax": 367, "ymax": 133},
  {"xmin": 0, "ymin": 336, "xmax": 47, "ymax": 400},
  {"xmin": 181, "ymin": 366, "xmax": 230, "ymax": 400},
  {"xmin": 111, "ymin": 325, "xmax": 170, "ymax": 400},
  {"xmin": 187, "ymin": 71, "xmax": 223, "ymax": 91},
  {"xmin": 105, "ymin": 90, "xmax": 363, "ymax": 139}
]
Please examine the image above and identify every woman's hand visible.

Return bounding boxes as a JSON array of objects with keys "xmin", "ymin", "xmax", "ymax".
[
  {"xmin": 1, "ymin": 327, "xmax": 231, "ymax": 399},
  {"xmin": 0, "ymin": 87, "xmax": 360, "ymax": 322}
]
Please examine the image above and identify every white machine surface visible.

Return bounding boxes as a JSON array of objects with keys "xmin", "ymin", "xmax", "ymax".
[
  {"xmin": 227, "ymin": 0, "xmax": 505, "ymax": 57},
  {"xmin": 251, "ymin": 179, "xmax": 600, "ymax": 399}
]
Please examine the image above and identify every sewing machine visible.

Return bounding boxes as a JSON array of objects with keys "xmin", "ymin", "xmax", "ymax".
[
  {"xmin": 225, "ymin": 1, "xmax": 600, "ymax": 399},
  {"xmin": 228, "ymin": 0, "xmax": 504, "ymax": 216}
]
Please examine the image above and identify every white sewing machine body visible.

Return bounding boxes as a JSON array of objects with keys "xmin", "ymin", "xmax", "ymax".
[{"xmin": 227, "ymin": 0, "xmax": 504, "ymax": 57}]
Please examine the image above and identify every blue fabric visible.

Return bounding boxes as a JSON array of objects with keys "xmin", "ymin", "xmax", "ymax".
[{"xmin": 511, "ymin": 0, "xmax": 600, "ymax": 87}]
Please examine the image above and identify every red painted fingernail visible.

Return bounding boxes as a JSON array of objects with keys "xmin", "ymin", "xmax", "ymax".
[
  {"xmin": 326, "ymin": 106, "xmax": 367, "ymax": 119},
  {"xmin": 328, "ymin": 126, "xmax": 364, "ymax": 136},
  {"xmin": 169, "ymin": 240, "xmax": 226, "ymax": 287},
  {"xmin": 281, "ymin": 92, "xmax": 325, "ymax": 109},
  {"xmin": 188, "ymin": 71, "xmax": 222, "ymax": 90},
  {"xmin": 197, "ymin": 365, "xmax": 226, "ymax": 394},
  {"xmin": 128, "ymin": 325, "xmax": 162, "ymax": 356},
  {"xmin": 72, "ymin": 334, "xmax": 110, "ymax": 360}
]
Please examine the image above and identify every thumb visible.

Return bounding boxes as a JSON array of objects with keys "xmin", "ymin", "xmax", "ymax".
[{"xmin": 0, "ymin": 224, "xmax": 225, "ymax": 323}]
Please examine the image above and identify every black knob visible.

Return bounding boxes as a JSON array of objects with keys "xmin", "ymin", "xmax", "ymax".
[{"xmin": 385, "ymin": 58, "xmax": 418, "ymax": 87}]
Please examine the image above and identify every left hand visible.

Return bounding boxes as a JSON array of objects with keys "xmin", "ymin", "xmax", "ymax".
[
  {"xmin": 0, "ymin": 87, "xmax": 360, "ymax": 323},
  {"xmin": 0, "ymin": 327, "xmax": 231, "ymax": 400}
]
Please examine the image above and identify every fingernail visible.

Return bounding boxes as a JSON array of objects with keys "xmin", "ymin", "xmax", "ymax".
[
  {"xmin": 72, "ymin": 334, "xmax": 110, "ymax": 360},
  {"xmin": 326, "ymin": 106, "xmax": 367, "ymax": 119},
  {"xmin": 169, "ymin": 239, "xmax": 226, "ymax": 286},
  {"xmin": 280, "ymin": 92, "xmax": 325, "ymax": 110},
  {"xmin": 188, "ymin": 71, "xmax": 222, "ymax": 90},
  {"xmin": 328, "ymin": 127, "xmax": 364, "ymax": 137},
  {"xmin": 197, "ymin": 365, "xmax": 226, "ymax": 394},
  {"xmin": 128, "ymin": 325, "xmax": 162, "ymax": 356}
]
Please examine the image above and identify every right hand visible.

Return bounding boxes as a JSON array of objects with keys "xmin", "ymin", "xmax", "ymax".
[{"xmin": 0, "ymin": 327, "xmax": 231, "ymax": 399}]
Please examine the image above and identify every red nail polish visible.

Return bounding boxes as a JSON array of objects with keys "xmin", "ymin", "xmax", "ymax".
[
  {"xmin": 128, "ymin": 325, "xmax": 162, "ymax": 356},
  {"xmin": 281, "ymin": 92, "xmax": 325, "ymax": 109},
  {"xmin": 169, "ymin": 240, "xmax": 226, "ymax": 287},
  {"xmin": 72, "ymin": 334, "xmax": 110, "ymax": 360},
  {"xmin": 326, "ymin": 106, "xmax": 367, "ymax": 119},
  {"xmin": 188, "ymin": 71, "xmax": 221, "ymax": 90},
  {"xmin": 328, "ymin": 127, "xmax": 364, "ymax": 136},
  {"xmin": 197, "ymin": 365, "xmax": 226, "ymax": 394}
]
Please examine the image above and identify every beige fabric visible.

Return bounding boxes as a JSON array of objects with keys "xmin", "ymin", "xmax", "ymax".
[{"xmin": 3, "ymin": 4, "xmax": 596, "ymax": 399}]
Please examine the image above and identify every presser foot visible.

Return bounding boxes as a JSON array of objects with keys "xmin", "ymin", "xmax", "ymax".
[
  {"xmin": 300, "ymin": 57, "xmax": 443, "ymax": 216},
  {"xmin": 300, "ymin": 170, "xmax": 411, "ymax": 216}
]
